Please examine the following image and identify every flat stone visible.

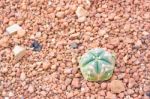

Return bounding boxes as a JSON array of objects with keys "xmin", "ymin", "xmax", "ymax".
[
  {"xmin": 13, "ymin": 45, "xmax": 26, "ymax": 61},
  {"xmin": 6, "ymin": 24, "xmax": 22, "ymax": 35},
  {"xmin": 110, "ymin": 80, "xmax": 125, "ymax": 93}
]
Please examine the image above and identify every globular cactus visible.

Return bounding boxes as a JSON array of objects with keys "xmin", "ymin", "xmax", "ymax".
[{"xmin": 79, "ymin": 48, "xmax": 115, "ymax": 81}]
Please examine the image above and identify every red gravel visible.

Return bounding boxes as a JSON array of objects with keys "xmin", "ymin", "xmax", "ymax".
[{"xmin": 0, "ymin": 0, "xmax": 150, "ymax": 99}]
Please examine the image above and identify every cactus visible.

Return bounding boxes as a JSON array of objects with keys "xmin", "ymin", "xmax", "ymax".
[{"xmin": 79, "ymin": 48, "xmax": 115, "ymax": 81}]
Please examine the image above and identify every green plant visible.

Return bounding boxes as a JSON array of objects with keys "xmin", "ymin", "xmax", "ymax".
[{"xmin": 79, "ymin": 48, "xmax": 115, "ymax": 81}]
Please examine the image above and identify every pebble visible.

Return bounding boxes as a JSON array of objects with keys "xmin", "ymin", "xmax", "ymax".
[
  {"xmin": 13, "ymin": 45, "xmax": 26, "ymax": 61},
  {"xmin": 20, "ymin": 72, "xmax": 26, "ymax": 81},
  {"xmin": 78, "ymin": 16, "xmax": 86, "ymax": 22},
  {"xmin": 76, "ymin": 6, "xmax": 88, "ymax": 18},
  {"xmin": 35, "ymin": 32, "xmax": 42, "ymax": 38},
  {"xmin": 6, "ymin": 24, "xmax": 22, "ymax": 35},
  {"xmin": 85, "ymin": 0, "xmax": 91, "ymax": 5},
  {"xmin": 8, "ymin": 91, "xmax": 14, "ymax": 97},
  {"xmin": 146, "ymin": 91, "xmax": 150, "ymax": 97},
  {"xmin": 124, "ymin": 23, "xmax": 131, "ymax": 32},
  {"xmin": 134, "ymin": 40, "xmax": 142, "ymax": 48},
  {"xmin": 4, "ymin": 97, "xmax": 9, "ymax": 99},
  {"xmin": 71, "ymin": 78, "xmax": 80, "ymax": 88},
  {"xmin": 127, "ymin": 89, "xmax": 134, "ymax": 95},
  {"xmin": 142, "ymin": 31, "xmax": 149, "ymax": 36},
  {"xmin": 40, "ymin": 91, "xmax": 47, "ymax": 96},
  {"xmin": 106, "ymin": 91, "xmax": 117, "ymax": 99},
  {"xmin": 65, "ymin": 78, "xmax": 72, "ymax": 85},
  {"xmin": 66, "ymin": 92, "xmax": 74, "ymax": 98},
  {"xmin": 64, "ymin": 68, "xmax": 72, "ymax": 74},
  {"xmin": 28, "ymin": 85, "xmax": 34, "ymax": 93},
  {"xmin": 110, "ymin": 38, "xmax": 119, "ymax": 45},
  {"xmin": 110, "ymin": 80, "xmax": 125, "ymax": 93},
  {"xmin": 17, "ymin": 29, "xmax": 26, "ymax": 37},
  {"xmin": 0, "ymin": 36, "xmax": 9, "ymax": 47},
  {"xmin": 51, "ymin": 65, "xmax": 57, "ymax": 70},
  {"xmin": 98, "ymin": 29, "xmax": 107, "ymax": 36},
  {"xmin": 101, "ymin": 82, "xmax": 107, "ymax": 89},
  {"xmin": 70, "ymin": 42, "xmax": 78, "ymax": 49},
  {"xmin": 1, "ymin": 67, "xmax": 8, "ymax": 73},
  {"xmin": 42, "ymin": 61, "xmax": 50, "ymax": 70},
  {"xmin": 31, "ymin": 40, "xmax": 42, "ymax": 51},
  {"xmin": 56, "ymin": 11, "xmax": 65, "ymax": 18}
]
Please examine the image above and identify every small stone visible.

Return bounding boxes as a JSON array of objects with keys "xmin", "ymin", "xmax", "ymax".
[
  {"xmin": 146, "ymin": 91, "xmax": 150, "ymax": 97},
  {"xmin": 110, "ymin": 80, "xmax": 125, "ymax": 93},
  {"xmin": 31, "ymin": 40, "xmax": 42, "ymax": 51},
  {"xmin": 65, "ymin": 78, "xmax": 72, "ymax": 85},
  {"xmin": 76, "ymin": 6, "xmax": 88, "ymax": 18},
  {"xmin": 142, "ymin": 31, "xmax": 149, "ymax": 36},
  {"xmin": 98, "ymin": 29, "xmax": 107, "ymax": 36},
  {"xmin": 8, "ymin": 91, "xmax": 14, "ymax": 97},
  {"xmin": 70, "ymin": 42, "xmax": 78, "ymax": 49},
  {"xmin": 1, "ymin": 67, "xmax": 8, "ymax": 73},
  {"xmin": 66, "ymin": 92, "xmax": 74, "ymax": 98},
  {"xmin": 20, "ymin": 72, "xmax": 26, "ymax": 81},
  {"xmin": 0, "ymin": 36, "xmax": 9, "ymax": 47},
  {"xmin": 71, "ymin": 78, "xmax": 80, "ymax": 88},
  {"xmin": 101, "ymin": 82, "xmax": 107, "ymax": 89},
  {"xmin": 124, "ymin": 23, "xmax": 130, "ymax": 32},
  {"xmin": 71, "ymin": 57, "xmax": 77, "ymax": 64},
  {"xmin": 17, "ymin": 29, "xmax": 26, "ymax": 37},
  {"xmin": 124, "ymin": 38, "xmax": 134, "ymax": 44},
  {"xmin": 6, "ymin": 24, "xmax": 22, "ymax": 35},
  {"xmin": 123, "ymin": 55, "xmax": 128, "ymax": 63},
  {"xmin": 4, "ymin": 97, "xmax": 9, "ymax": 99},
  {"xmin": 64, "ymin": 68, "xmax": 72, "ymax": 74},
  {"xmin": 42, "ymin": 61, "xmax": 50, "ymax": 70},
  {"xmin": 106, "ymin": 91, "xmax": 117, "ymax": 99},
  {"xmin": 56, "ymin": 11, "xmax": 64, "ymax": 18},
  {"xmin": 35, "ymin": 32, "xmax": 41, "ymax": 38},
  {"xmin": 85, "ymin": 0, "xmax": 91, "ymax": 5},
  {"xmin": 51, "ymin": 65, "xmax": 57, "ymax": 70},
  {"xmin": 78, "ymin": 16, "xmax": 86, "ymax": 22},
  {"xmin": 13, "ymin": 45, "xmax": 26, "ymax": 61},
  {"xmin": 28, "ymin": 85, "xmax": 34, "ymax": 93},
  {"xmin": 110, "ymin": 38, "xmax": 119, "ymax": 45},
  {"xmin": 127, "ymin": 89, "xmax": 134, "ymax": 95},
  {"xmin": 40, "ymin": 91, "xmax": 47, "ymax": 96}
]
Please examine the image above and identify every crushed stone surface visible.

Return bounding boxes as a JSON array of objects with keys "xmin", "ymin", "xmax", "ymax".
[{"xmin": 0, "ymin": 0, "xmax": 150, "ymax": 99}]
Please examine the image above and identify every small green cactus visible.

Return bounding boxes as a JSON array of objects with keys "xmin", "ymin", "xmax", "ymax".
[{"xmin": 79, "ymin": 48, "xmax": 115, "ymax": 81}]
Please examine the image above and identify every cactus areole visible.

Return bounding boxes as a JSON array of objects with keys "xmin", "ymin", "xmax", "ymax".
[{"xmin": 79, "ymin": 48, "xmax": 115, "ymax": 81}]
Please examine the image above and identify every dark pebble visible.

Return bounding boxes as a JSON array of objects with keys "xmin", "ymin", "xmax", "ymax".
[
  {"xmin": 70, "ymin": 42, "xmax": 78, "ymax": 49},
  {"xmin": 146, "ymin": 91, "xmax": 150, "ymax": 97},
  {"xmin": 31, "ymin": 40, "xmax": 42, "ymax": 51}
]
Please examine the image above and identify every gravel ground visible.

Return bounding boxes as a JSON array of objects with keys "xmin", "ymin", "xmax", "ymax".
[{"xmin": 0, "ymin": 0, "xmax": 150, "ymax": 99}]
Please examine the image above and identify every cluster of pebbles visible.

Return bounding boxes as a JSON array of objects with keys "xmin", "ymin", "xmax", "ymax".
[{"xmin": 0, "ymin": 0, "xmax": 150, "ymax": 99}]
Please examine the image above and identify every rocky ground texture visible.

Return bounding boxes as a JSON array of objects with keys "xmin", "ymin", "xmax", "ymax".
[{"xmin": 0, "ymin": 0, "xmax": 150, "ymax": 99}]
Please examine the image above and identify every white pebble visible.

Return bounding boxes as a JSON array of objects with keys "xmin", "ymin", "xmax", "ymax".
[
  {"xmin": 20, "ymin": 72, "xmax": 26, "ymax": 81},
  {"xmin": 8, "ymin": 91, "xmax": 14, "ymax": 97},
  {"xmin": 6, "ymin": 24, "xmax": 22, "ymax": 35},
  {"xmin": 13, "ymin": 45, "xmax": 26, "ymax": 61},
  {"xmin": 76, "ymin": 6, "xmax": 88, "ymax": 18},
  {"xmin": 4, "ymin": 97, "xmax": 9, "ymax": 99}
]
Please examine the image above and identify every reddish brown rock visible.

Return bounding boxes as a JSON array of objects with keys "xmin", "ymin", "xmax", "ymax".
[{"xmin": 71, "ymin": 78, "xmax": 80, "ymax": 88}]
